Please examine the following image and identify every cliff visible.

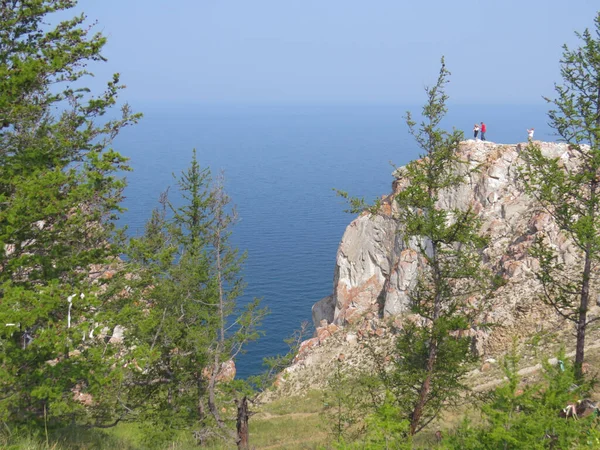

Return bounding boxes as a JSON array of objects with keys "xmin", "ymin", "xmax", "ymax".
[
  {"xmin": 272, "ymin": 140, "xmax": 600, "ymax": 395},
  {"xmin": 314, "ymin": 139, "xmax": 579, "ymax": 334}
]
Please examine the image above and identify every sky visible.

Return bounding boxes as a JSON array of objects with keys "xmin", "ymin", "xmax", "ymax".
[{"xmin": 67, "ymin": 0, "xmax": 600, "ymax": 105}]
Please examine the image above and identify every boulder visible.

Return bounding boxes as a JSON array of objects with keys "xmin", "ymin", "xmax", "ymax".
[
  {"xmin": 312, "ymin": 295, "xmax": 335, "ymax": 328},
  {"xmin": 202, "ymin": 360, "xmax": 236, "ymax": 383}
]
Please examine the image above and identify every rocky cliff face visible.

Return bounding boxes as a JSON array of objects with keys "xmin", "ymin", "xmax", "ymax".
[
  {"xmin": 309, "ymin": 140, "xmax": 595, "ymax": 359},
  {"xmin": 263, "ymin": 139, "xmax": 600, "ymax": 398}
]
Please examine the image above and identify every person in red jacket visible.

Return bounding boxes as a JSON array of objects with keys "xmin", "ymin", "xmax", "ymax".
[{"xmin": 480, "ymin": 122, "xmax": 487, "ymax": 141}]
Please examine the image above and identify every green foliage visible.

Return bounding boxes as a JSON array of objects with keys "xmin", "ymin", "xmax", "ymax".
[
  {"xmin": 357, "ymin": 393, "xmax": 411, "ymax": 450},
  {"xmin": 124, "ymin": 151, "xmax": 267, "ymax": 446},
  {"xmin": 519, "ymin": 11, "xmax": 600, "ymax": 378},
  {"xmin": 546, "ymin": 13, "xmax": 600, "ymax": 146},
  {"xmin": 318, "ymin": 363, "xmax": 411, "ymax": 450},
  {"xmin": 0, "ymin": 0, "xmax": 140, "ymax": 431},
  {"xmin": 382, "ymin": 58, "xmax": 493, "ymax": 436},
  {"xmin": 334, "ymin": 189, "xmax": 381, "ymax": 215},
  {"xmin": 447, "ymin": 351, "xmax": 600, "ymax": 449},
  {"xmin": 386, "ymin": 314, "xmax": 478, "ymax": 433},
  {"xmin": 333, "ymin": 59, "xmax": 493, "ymax": 442},
  {"xmin": 335, "ymin": 58, "xmax": 493, "ymax": 440},
  {"xmin": 321, "ymin": 361, "xmax": 376, "ymax": 444}
]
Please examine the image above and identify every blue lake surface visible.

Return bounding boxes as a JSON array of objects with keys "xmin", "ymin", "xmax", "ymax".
[{"xmin": 115, "ymin": 103, "xmax": 553, "ymax": 378}]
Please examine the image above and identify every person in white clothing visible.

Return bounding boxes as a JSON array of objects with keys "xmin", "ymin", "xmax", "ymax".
[{"xmin": 527, "ymin": 128, "xmax": 535, "ymax": 140}]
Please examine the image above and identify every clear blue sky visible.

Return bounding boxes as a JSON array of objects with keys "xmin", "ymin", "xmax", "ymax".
[{"xmin": 70, "ymin": 0, "xmax": 599, "ymax": 105}]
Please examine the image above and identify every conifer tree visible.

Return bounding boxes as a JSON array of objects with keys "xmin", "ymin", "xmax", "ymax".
[
  {"xmin": 321, "ymin": 360, "xmax": 375, "ymax": 444},
  {"xmin": 0, "ymin": 0, "xmax": 139, "ymax": 429},
  {"xmin": 125, "ymin": 152, "xmax": 266, "ymax": 447},
  {"xmin": 382, "ymin": 58, "xmax": 491, "ymax": 435},
  {"xmin": 519, "ymin": 12, "xmax": 600, "ymax": 380},
  {"xmin": 448, "ymin": 351, "xmax": 600, "ymax": 449}
]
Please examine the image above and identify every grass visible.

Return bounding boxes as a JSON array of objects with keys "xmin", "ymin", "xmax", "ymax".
[
  {"xmin": 251, "ymin": 415, "xmax": 327, "ymax": 449},
  {"xmin": 0, "ymin": 427, "xmax": 138, "ymax": 450},
  {"xmin": 0, "ymin": 391, "xmax": 329, "ymax": 450},
  {"xmin": 249, "ymin": 391, "xmax": 328, "ymax": 449},
  {"xmin": 6, "ymin": 343, "xmax": 600, "ymax": 449},
  {"xmin": 259, "ymin": 390, "xmax": 323, "ymax": 415}
]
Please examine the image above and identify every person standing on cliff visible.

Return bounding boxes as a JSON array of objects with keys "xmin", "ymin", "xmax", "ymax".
[
  {"xmin": 473, "ymin": 123, "xmax": 479, "ymax": 140},
  {"xmin": 527, "ymin": 128, "xmax": 535, "ymax": 140},
  {"xmin": 480, "ymin": 122, "xmax": 487, "ymax": 141}
]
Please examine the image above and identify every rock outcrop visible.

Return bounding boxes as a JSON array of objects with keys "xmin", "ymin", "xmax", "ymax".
[
  {"xmin": 320, "ymin": 141, "xmax": 585, "ymax": 336},
  {"xmin": 277, "ymin": 140, "xmax": 600, "ymax": 393}
]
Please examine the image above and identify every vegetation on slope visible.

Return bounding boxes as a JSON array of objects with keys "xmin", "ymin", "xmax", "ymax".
[{"xmin": 3, "ymin": 1, "xmax": 600, "ymax": 449}]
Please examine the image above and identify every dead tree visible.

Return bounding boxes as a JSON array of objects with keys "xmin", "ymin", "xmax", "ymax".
[{"xmin": 236, "ymin": 396, "xmax": 250, "ymax": 450}]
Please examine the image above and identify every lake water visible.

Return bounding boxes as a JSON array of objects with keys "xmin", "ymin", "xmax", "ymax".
[{"xmin": 116, "ymin": 103, "xmax": 553, "ymax": 378}]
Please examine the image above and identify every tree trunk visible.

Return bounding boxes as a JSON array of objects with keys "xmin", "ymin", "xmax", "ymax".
[
  {"xmin": 197, "ymin": 378, "xmax": 205, "ymax": 421},
  {"xmin": 410, "ymin": 344, "xmax": 437, "ymax": 435},
  {"xmin": 410, "ymin": 241, "xmax": 441, "ymax": 436},
  {"xmin": 207, "ymin": 364, "xmax": 224, "ymax": 427},
  {"xmin": 576, "ymin": 179, "xmax": 597, "ymax": 380},
  {"xmin": 206, "ymin": 182, "xmax": 235, "ymax": 438},
  {"xmin": 576, "ymin": 244, "xmax": 592, "ymax": 380},
  {"xmin": 236, "ymin": 396, "xmax": 250, "ymax": 450}
]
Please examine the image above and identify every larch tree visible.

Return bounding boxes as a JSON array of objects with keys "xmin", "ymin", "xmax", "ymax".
[
  {"xmin": 382, "ymin": 58, "xmax": 492, "ymax": 436},
  {"xmin": 519, "ymin": 11, "xmax": 600, "ymax": 380},
  {"xmin": 0, "ymin": 0, "xmax": 140, "ymax": 430},
  {"xmin": 124, "ymin": 151, "xmax": 266, "ymax": 448}
]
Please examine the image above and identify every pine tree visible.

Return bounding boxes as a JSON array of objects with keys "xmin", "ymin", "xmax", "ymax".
[
  {"xmin": 519, "ymin": 12, "xmax": 600, "ymax": 380},
  {"xmin": 0, "ymin": 0, "xmax": 140, "ymax": 429}
]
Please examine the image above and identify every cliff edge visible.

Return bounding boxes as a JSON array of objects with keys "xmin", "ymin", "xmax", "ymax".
[
  {"xmin": 315, "ymin": 139, "xmax": 580, "ymax": 331},
  {"xmin": 271, "ymin": 140, "xmax": 600, "ymax": 396}
]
